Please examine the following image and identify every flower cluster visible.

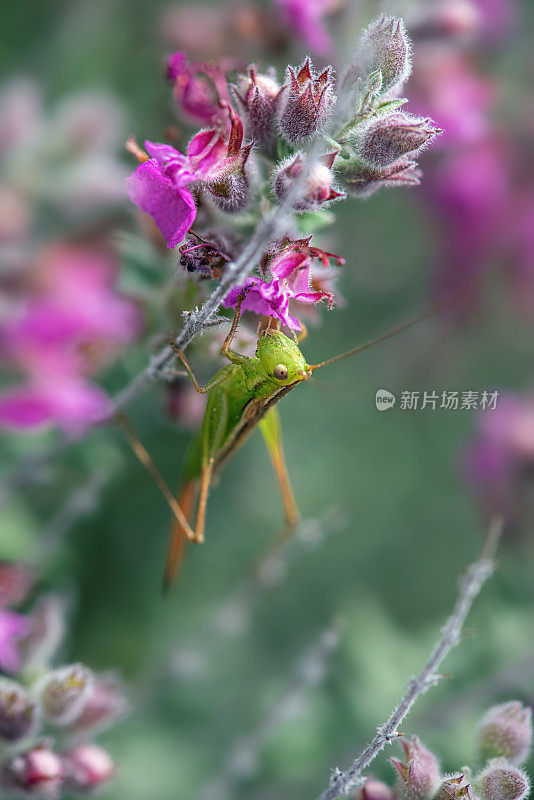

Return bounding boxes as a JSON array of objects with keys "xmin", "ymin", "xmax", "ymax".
[
  {"xmin": 0, "ymin": 563, "xmax": 127, "ymax": 797},
  {"xmin": 0, "ymin": 246, "xmax": 142, "ymax": 434},
  {"xmin": 360, "ymin": 702, "xmax": 532, "ymax": 800},
  {"xmin": 127, "ymin": 22, "xmax": 439, "ymax": 333}
]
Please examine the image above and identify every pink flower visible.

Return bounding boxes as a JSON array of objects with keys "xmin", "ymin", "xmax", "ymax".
[
  {"xmin": 275, "ymin": 0, "xmax": 339, "ymax": 56},
  {"xmin": 224, "ymin": 242, "xmax": 342, "ymax": 330},
  {"xmin": 0, "ymin": 246, "xmax": 141, "ymax": 434},
  {"xmin": 0, "ymin": 564, "xmax": 33, "ymax": 671},
  {"xmin": 0, "ymin": 608, "xmax": 30, "ymax": 672},
  {"xmin": 410, "ymin": 49, "xmax": 493, "ymax": 146},
  {"xmin": 465, "ymin": 394, "xmax": 534, "ymax": 513},
  {"xmin": 126, "ymin": 107, "xmax": 251, "ymax": 247},
  {"xmin": 126, "ymin": 154, "xmax": 197, "ymax": 249},
  {"xmin": 426, "ymin": 138, "xmax": 509, "ymax": 303},
  {"xmin": 0, "ymin": 379, "xmax": 113, "ymax": 434},
  {"xmin": 508, "ymin": 197, "xmax": 534, "ymax": 316},
  {"xmin": 471, "ymin": 0, "xmax": 516, "ymax": 41},
  {"xmin": 166, "ymin": 52, "xmax": 232, "ymax": 125}
]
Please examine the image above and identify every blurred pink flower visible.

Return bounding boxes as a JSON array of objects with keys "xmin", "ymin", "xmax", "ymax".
[
  {"xmin": 426, "ymin": 138, "xmax": 509, "ymax": 301},
  {"xmin": 466, "ymin": 394, "xmax": 534, "ymax": 513},
  {"xmin": 471, "ymin": 0, "xmax": 516, "ymax": 41},
  {"xmin": 0, "ymin": 608, "xmax": 30, "ymax": 672},
  {"xmin": 410, "ymin": 49, "xmax": 493, "ymax": 145},
  {"xmin": 167, "ymin": 52, "xmax": 232, "ymax": 125},
  {"xmin": 224, "ymin": 245, "xmax": 339, "ymax": 330},
  {"xmin": 0, "ymin": 246, "xmax": 141, "ymax": 434},
  {"xmin": 508, "ymin": 197, "xmax": 534, "ymax": 316},
  {"xmin": 275, "ymin": 0, "xmax": 338, "ymax": 56}
]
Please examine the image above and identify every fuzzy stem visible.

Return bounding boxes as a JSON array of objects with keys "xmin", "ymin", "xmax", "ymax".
[{"xmin": 315, "ymin": 517, "xmax": 503, "ymax": 800}]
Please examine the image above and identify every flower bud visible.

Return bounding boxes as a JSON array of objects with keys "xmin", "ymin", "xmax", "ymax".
[
  {"xmin": 205, "ymin": 143, "xmax": 254, "ymax": 213},
  {"xmin": 391, "ymin": 736, "xmax": 440, "ymax": 800},
  {"xmin": 336, "ymin": 157, "xmax": 422, "ymax": 198},
  {"xmin": 62, "ymin": 744, "xmax": 114, "ymax": 792},
  {"xmin": 360, "ymin": 15, "xmax": 412, "ymax": 94},
  {"xmin": 273, "ymin": 152, "xmax": 344, "ymax": 211},
  {"xmin": 235, "ymin": 67, "xmax": 282, "ymax": 148},
  {"xmin": 0, "ymin": 678, "xmax": 37, "ymax": 743},
  {"xmin": 359, "ymin": 778, "xmax": 395, "ymax": 800},
  {"xmin": 475, "ymin": 760, "xmax": 530, "ymax": 800},
  {"xmin": 277, "ymin": 58, "xmax": 334, "ymax": 143},
  {"xmin": 356, "ymin": 112, "xmax": 442, "ymax": 169},
  {"xmin": 478, "ymin": 702, "xmax": 533, "ymax": 766},
  {"xmin": 39, "ymin": 664, "xmax": 93, "ymax": 725},
  {"xmin": 69, "ymin": 672, "xmax": 129, "ymax": 736},
  {"xmin": 1, "ymin": 743, "xmax": 63, "ymax": 797},
  {"xmin": 19, "ymin": 595, "xmax": 65, "ymax": 670},
  {"xmin": 435, "ymin": 773, "xmax": 475, "ymax": 800}
]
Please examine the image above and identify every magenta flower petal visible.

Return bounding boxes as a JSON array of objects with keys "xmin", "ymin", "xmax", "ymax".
[
  {"xmin": 276, "ymin": 0, "xmax": 334, "ymax": 55},
  {"xmin": 167, "ymin": 51, "xmax": 187, "ymax": 82},
  {"xmin": 126, "ymin": 158, "xmax": 197, "ymax": 248},
  {"xmin": 294, "ymin": 289, "xmax": 333, "ymax": 307},
  {"xmin": 0, "ymin": 388, "xmax": 52, "ymax": 428},
  {"xmin": 0, "ymin": 608, "xmax": 30, "ymax": 672},
  {"xmin": 224, "ymin": 279, "xmax": 303, "ymax": 331},
  {"xmin": 0, "ymin": 379, "xmax": 113, "ymax": 434},
  {"xmin": 271, "ymin": 252, "xmax": 306, "ymax": 282}
]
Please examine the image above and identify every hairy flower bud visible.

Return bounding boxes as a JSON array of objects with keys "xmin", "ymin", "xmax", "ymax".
[
  {"xmin": 0, "ymin": 678, "xmax": 37, "ymax": 742},
  {"xmin": 62, "ymin": 744, "xmax": 114, "ymax": 792},
  {"xmin": 1, "ymin": 743, "xmax": 63, "ymax": 797},
  {"xmin": 235, "ymin": 67, "xmax": 282, "ymax": 147},
  {"xmin": 356, "ymin": 112, "xmax": 442, "ymax": 169},
  {"xmin": 359, "ymin": 778, "xmax": 395, "ymax": 800},
  {"xmin": 478, "ymin": 702, "xmax": 533, "ymax": 765},
  {"xmin": 336, "ymin": 157, "xmax": 422, "ymax": 198},
  {"xmin": 435, "ymin": 773, "xmax": 475, "ymax": 800},
  {"xmin": 391, "ymin": 736, "xmax": 440, "ymax": 800},
  {"xmin": 273, "ymin": 151, "xmax": 344, "ymax": 211},
  {"xmin": 205, "ymin": 143, "xmax": 254, "ymax": 213},
  {"xmin": 360, "ymin": 15, "xmax": 412, "ymax": 94},
  {"xmin": 39, "ymin": 664, "xmax": 93, "ymax": 725},
  {"xmin": 68, "ymin": 672, "xmax": 129, "ymax": 736},
  {"xmin": 475, "ymin": 760, "xmax": 530, "ymax": 800},
  {"xmin": 277, "ymin": 58, "xmax": 334, "ymax": 143}
]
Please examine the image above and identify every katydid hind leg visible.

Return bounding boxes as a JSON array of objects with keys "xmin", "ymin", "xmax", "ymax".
[
  {"xmin": 116, "ymin": 413, "xmax": 197, "ymax": 544},
  {"xmin": 163, "ymin": 480, "xmax": 198, "ymax": 593},
  {"xmin": 259, "ymin": 407, "xmax": 300, "ymax": 533}
]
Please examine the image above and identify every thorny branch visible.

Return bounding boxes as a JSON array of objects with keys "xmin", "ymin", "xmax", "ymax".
[{"xmin": 315, "ymin": 517, "xmax": 503, "ymax": 800}]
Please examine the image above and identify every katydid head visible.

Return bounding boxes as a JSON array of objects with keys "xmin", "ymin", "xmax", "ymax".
[{"xmin": 255, "ymin": 329, "xmax": 311, "ymax": 386}]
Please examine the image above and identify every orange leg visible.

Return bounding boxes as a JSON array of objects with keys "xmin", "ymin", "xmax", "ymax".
[
  {"xmin": 116, "ymin": 414, "xmax": 198, "ymax": 544},
  {"xmin": 163, "ymin": 480, "xmax": 198, "ymax": 592}
]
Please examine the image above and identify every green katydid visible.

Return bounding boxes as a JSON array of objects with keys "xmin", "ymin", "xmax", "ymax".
[{"xmin": 119, "ymin": 291, "xmax": 456, "ymax": 590}]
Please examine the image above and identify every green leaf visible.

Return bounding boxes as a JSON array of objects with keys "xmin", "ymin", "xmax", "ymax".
[{"xmin": 377, "ymin": 98, "xmax": 409, "ymax": 114}]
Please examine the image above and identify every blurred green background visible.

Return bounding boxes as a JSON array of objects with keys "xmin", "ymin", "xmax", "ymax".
[{"xmin": 1, "ymin": 1, "xmax": 534, "ymax": 799}]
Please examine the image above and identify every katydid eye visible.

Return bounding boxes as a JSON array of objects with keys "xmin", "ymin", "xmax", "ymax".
[{"xmin": 273, "ymin": 364, "xmax": 288, "ymax": 380}]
